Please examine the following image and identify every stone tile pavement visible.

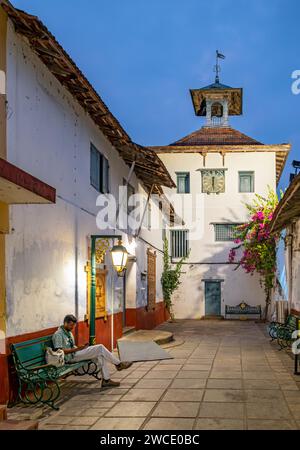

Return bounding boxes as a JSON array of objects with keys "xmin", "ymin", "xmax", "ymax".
[{"xmin": 8, "ymin": 320, "xmax": 300, "ymax": 430}]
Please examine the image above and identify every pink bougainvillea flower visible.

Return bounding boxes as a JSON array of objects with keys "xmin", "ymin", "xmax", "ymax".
[{"xmin": 256, "ymin": 211, "xmax": 264, "ymax": 220}]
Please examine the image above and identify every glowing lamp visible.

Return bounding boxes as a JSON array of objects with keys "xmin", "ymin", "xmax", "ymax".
[{"xmin": 110, "ymin": 239, "xmax": 128, "ymax": 275}]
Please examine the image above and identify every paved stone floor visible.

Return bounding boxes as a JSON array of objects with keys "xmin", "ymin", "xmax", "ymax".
[{"xmin": 8, "ymin": 320, "xmax": 300, "ymax": 430}]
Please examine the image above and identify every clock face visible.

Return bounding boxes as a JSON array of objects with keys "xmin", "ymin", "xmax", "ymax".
[{"xmin": 202, "ymin": 170, "xmax": 225, "ymax": 194}]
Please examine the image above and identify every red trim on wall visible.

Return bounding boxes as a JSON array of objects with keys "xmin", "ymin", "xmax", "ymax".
[
  {"xmin": 126, "ymin": 301, "xmax": 169, "ymax": 330},
  {"xmin": 0, "ymin": 157, "xmax": 56, "ymax": 203}
]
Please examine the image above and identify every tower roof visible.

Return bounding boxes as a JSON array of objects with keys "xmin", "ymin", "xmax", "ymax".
[
  {"xmin": 170, "ymin": 126, "xmax": 262, "ymax": 146},
  {"xmin": 190, "ymin": 81, "xmax": 243, "ymax": 116}
]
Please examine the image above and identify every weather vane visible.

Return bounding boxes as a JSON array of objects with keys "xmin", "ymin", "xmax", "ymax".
[{"xmin": 214, "ymin": 50, "xmax": 225, "ymax": 83}]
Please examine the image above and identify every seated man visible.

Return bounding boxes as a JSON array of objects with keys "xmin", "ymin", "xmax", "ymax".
[{"xmin": 52, "ymin": 314, "xmax": 132, "ymax": 388}]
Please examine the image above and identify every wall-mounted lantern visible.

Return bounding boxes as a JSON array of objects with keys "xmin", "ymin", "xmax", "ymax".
[{"xmin": 110, "ymin": 239, "xmax": 128, "ymax": 276}]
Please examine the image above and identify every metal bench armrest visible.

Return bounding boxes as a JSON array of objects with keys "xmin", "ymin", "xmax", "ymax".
[
  {"xmin": 26, "ymin": 365, "xmax": 59, "ymax": 380},
  {"xmin": 27, "ymin": 363, "xmax": 55, "ymax": 371}
]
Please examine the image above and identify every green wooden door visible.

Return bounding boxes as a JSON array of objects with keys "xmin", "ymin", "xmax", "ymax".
[{"xmin": 205, "ymin": 281, "xmax": 221, "ymax": 316}]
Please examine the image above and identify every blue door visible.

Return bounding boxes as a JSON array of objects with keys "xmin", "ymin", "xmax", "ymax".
[{"xmin": 205, "ymin": 281, "xmax": 221, "ymax": 316}]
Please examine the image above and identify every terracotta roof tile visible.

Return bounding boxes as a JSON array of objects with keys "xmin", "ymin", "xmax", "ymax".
[{"xmin": 171, "ymin": 127, "xmax": 262, "ymax": 146}]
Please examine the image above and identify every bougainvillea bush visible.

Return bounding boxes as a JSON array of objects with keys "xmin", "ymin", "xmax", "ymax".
[{"xmin": 228, "ymin": 188, "xmax": 281, "ymax": 321}]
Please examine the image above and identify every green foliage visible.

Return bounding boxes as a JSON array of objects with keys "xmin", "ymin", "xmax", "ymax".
[{"xmin": 161, "ymin": 237, "xmax": 188, "ymax": 319}]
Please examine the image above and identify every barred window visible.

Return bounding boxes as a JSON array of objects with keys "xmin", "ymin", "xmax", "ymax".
[
  {"xmin": 171, "ymin": 230, "xmax": 189, "ymax": 258},
  {"xmin": 214, "ymin": 224, "xmax": 241, "ymax": 242}
]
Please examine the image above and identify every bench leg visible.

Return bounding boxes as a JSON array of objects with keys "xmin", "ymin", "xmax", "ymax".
[
  {"xmin": 75, "ymin": 361, "xmax": 102, "ymax": 380},
  {"xmin": 91, "ymin": 370, "xmax": 103, "ymax": 382},
  {"xmin": 277, "ymin": 338, "xmax": 285, "ymax": 350},
  {"xmin": 17, "ymin": 379, "xmax": 61, "ymax": 411}
]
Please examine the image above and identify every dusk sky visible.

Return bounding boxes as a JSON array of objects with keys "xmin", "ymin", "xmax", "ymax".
[{"xmin": 12, "ymin": 0, "xmax": 300, "ymax": 191}]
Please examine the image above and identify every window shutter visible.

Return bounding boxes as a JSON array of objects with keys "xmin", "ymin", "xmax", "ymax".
[
  {"xmin": 90, "ymin": 145, "xmax": 100, "ymax": 191},
  {"xmin": 185, "ymin": 175, "xmax": 190, "ymax": 193},
  {"xmin": 239, "ymin": 172, "xmax": 254, "ymax": 193},
  {"xmin": 240, "ymin": 175, "xmax": 250, "ymax": 192},
  {"xmin": 178, "ymin": 176, "xmax": 186, "ymax": 193},
  {"xmin": 176, "ymin": 173, "xmax": 190, "ymax": 194}
]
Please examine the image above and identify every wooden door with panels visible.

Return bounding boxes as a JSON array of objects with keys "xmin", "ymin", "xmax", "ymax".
[{"xmin": 147, "ymin": 248, "xmax": 156, "ymax": 310}]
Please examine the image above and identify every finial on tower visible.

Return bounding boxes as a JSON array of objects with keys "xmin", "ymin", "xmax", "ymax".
[{"xmin": 214, "ymin": 50, "xmax": 225, "ymax": 83}]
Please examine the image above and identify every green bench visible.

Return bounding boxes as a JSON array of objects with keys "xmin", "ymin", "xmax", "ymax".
[
  {"xmin": 268, "ymin": 314, "xmax": 299, "ymax": 350},
  {"xmin": 276, "ymin": 314, "xmax": 299, "ymax": 350},
  {"xmin": 10, "ymin": 335, "xmax": 102, "ymax": 410},
  {"xmin": 225, "ymin": 302, "xmax": 262, "ymax": 320}
]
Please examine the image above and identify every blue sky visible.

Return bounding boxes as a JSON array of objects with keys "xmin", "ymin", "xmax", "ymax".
[{"xmin": 12, "ymin": 0, "xmax": 300, "ymax": 191}]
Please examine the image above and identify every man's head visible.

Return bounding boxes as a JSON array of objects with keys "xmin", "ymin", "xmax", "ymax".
[{"xmin": 63, "ymin": 314, "xmax": 77, "ymax": 331}]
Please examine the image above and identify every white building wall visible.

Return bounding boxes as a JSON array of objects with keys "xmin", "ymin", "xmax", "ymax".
[
  {"xmin": 159, "ymin": 150, "xmax": 277, "ymax": 319},
  {"xmin": 5, "ymin": 23, "xmax": 165, "ymax": 336}
]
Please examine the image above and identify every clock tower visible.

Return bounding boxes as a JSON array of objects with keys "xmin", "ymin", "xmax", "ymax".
[
  {"xmin": 149, "ymin": 54, "xmax": 290, "ymax": 320},
  {"xmin": 190, "ymin": 74, "xmax": 243, "ymax": 128}
]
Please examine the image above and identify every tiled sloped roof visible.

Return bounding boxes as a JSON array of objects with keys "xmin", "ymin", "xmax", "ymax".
[
  {"xmin": 170, "ymin": 127, "xmax": 262, "ymax": 146},
  {"xmin": 270, "ymin": 173, "xmax": 300, "ymax": 233},
  {"xmin": 2, "ymin": 2, "xmax": 175, "ymax": 192}
]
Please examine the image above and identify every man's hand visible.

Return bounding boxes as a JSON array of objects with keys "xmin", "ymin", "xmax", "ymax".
[
  {"xmin": 63, "ymin": 343, "xmax": 89, "ymax": 355},
  {"xmin": 76, "ymin": 343, "xmax": 89, "ymax": 352}
]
